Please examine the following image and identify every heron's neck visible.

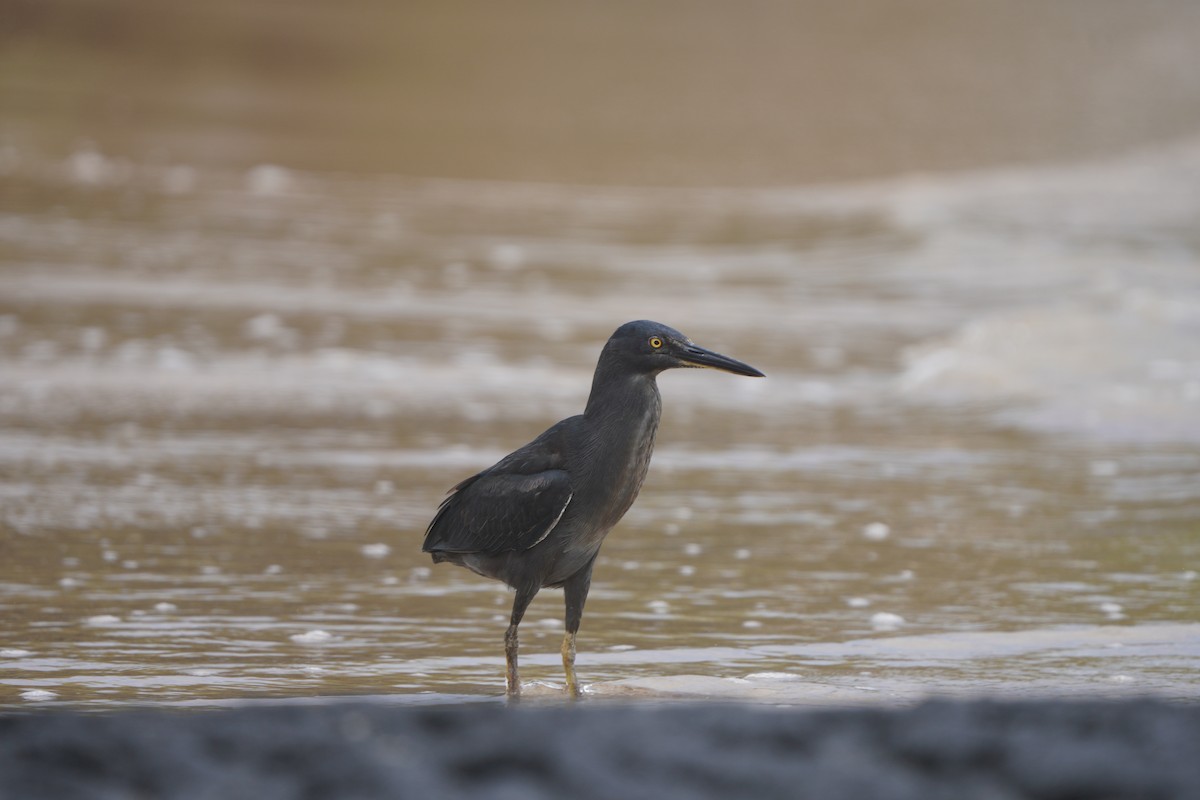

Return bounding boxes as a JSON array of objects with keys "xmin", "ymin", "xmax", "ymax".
[
  {"xmin": 581, "ymin": 361, "xmax": 663, "ymax": 523},
  {"xmin": 583, "ymin": 365, "xmax": 662, "ymax": 427}
]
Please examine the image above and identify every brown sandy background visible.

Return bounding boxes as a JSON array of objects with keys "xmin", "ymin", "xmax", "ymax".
[{"xmin": 4, "ymin": 0, "xmax": 1200, "ymax": 184}]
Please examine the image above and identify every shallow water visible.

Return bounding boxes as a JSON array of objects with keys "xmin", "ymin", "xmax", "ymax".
[{"xmin": 2, "ymin": 137, "xmax": 1199, "ymax": 707}]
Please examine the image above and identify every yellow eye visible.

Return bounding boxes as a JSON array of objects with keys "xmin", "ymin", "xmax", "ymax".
[{"xmin": 649, "ymin": 336, "xmax": 663, "ymax": 349}]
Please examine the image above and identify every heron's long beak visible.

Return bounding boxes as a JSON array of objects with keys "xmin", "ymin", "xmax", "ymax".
[{"xmin": 677, "ymin": 343, "xmax": 765, "ymax": 377}]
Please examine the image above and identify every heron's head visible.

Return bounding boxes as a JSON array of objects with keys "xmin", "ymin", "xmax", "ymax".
[{"xmin": 602, "ymin": 320, "xmax": 765, "ymax": 378}]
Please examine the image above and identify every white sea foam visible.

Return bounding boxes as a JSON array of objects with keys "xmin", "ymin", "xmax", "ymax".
[
  {"xmin": 360, "ymin": 543, "xmax": 392, "ymax": 559},
  {"xmin": 862, "ymin": 522, "xmax": 890, "ymax": 541},
  {"xmin": 870, "ymin": 612, "xmax": 905, "ymax": 631},
  {"xmin": 887, "ymin": 141, "xmax": 1200, "ymax": 443}
]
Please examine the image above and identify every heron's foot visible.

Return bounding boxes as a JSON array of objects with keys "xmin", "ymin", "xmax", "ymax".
[
  {"xmin": 561, "ymin": 631, "xmax": 581, "ymax": 699},
  {"xmin": 505, "ymin": 624, "xmax": 521, "ymax": 699}
]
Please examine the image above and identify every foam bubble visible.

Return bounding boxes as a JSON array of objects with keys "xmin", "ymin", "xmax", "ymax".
[
  {"xmin": 68, "ymin": 148, "xmax": 113, "ymax": 185},
  {"xmin": 361, "ymin": 543, "xmax": 391, "ymax": 559},
  {"xmin": 744, "ymin": 671, "xmax": 803, "ymax": 681},
  {"xmin": 245, "ymin": 164, "xmax": 293, "ymax": 196},
  {"xmin": 863, "ymin": 522, "xmax": 891, "ymax": 541},
  {"xmin": 870, "ymin": 612, "xmax": 905, "ymax": 631},
  {"xmin": 162, "ymin": 165, "xmax": 197, "ymax": 195}
]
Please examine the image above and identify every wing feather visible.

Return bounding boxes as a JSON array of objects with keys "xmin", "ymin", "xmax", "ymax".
[
  {"xmin": 423, "ymin": 469, "xmax": 572, "ymax": 554},
  {"xmin": 422, "ymin": 420, "xmax": 575, "ymax": 555}
]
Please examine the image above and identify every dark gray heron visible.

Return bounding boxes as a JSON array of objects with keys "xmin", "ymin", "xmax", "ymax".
[{"xmin": 423, "ymin": 320, "xmax": 764, "ymax": 697}]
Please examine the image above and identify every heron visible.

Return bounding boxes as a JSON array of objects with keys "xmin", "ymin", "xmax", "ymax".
[{"xmin": 422, "ymin": 320, "xmax": 764, "ymax": 697}]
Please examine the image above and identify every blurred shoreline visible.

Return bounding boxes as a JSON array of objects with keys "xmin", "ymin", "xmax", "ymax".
[{"xmin": 3, "ymin": 0, "xmax": 1200, "ymax": 185}]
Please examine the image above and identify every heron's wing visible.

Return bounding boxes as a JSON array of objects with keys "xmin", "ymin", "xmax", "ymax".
[{"xmin": 422, "ymin": 468, "xmax": 572, "ymax": 554}]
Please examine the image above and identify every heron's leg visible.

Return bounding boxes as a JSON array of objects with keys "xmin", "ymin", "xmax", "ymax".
[
  {"xmin": 561, "ymin": 558, "xmax": 596, "ymax": 699},
  {"xmin": 506, "ymin": 587, "xmax": 537, "ymax": 699}
]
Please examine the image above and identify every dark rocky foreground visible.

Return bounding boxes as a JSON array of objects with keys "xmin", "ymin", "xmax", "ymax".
[{"xmin": 3, "ymin": 698, "xmax": 1199, "ymax": 799}]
